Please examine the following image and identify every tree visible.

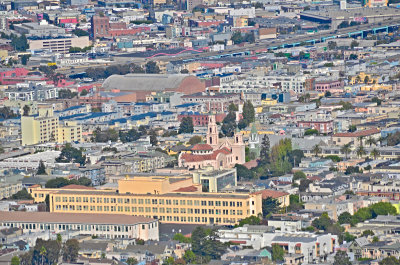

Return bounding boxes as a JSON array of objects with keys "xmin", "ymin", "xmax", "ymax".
[
  {"xmin": 237, "ymin": 119, "xmax": 247, "ymax": 130},
  {"xmin": 262, "ymin": 197, "xmax": 280, "ymax": 217},
  {"xmin": 254, "ymin": 2, "xmax": 263, "ymax": 8},
  {"xmin": 349, "ymin": 54, "xmax": 358, "ymax": 60},
  {"xmin": 351, "ymin": 40, "xmax": 359, "ymax": 49},
  {"xmin": 312, "ymin": 212, "xmax": 333, "ymax": 231},
  {"xmin": 183, "ymin": 250, "xmax": 196, "ymax": 264},
  {"xmin": 45, "ymin": 178, "xmax": 70, "ymax": 188},
  {"xmin": 62, "ymin": 239, "xmax": 79, "ymax": 263},
  {"xmin": 23, "ymin": 105, "xmax": 30, "ymax": 116},
  {"xmin": 272, "ymin": 244, "xmax": 284, "ymax": 262},
  {"xmin": 179, "ymin": 117, "xmax": 194, "ymax": 134},
  {"xmin": 380, "ymin": 256, "xmax": 400, "ymax": 265},
  {"xmin": 328, "ymin": 41, "xmax": 337, "ymax": 50},
  {"xmin": 11, "ymin": 256, "xmax": 20, "ymax": 265},
  {"xmin": 242, "ymin": 100, "xmax": 255, "ymax": 126},
  {"xmin": 191, "ymin": 227, "xmax": 226, "ymax": 262},
  {"xmin": 235, "ymin": 164, "xmax": 254, "ymax": 180},
  {"xmin": 173, "ymin": 233, "xmax": 192, "ymax": 243},
  {"xmin": 370, "ymin": 148, "xmax": 380, "ymax": 160},
  {"xmin": 0, "ymin": 107, "xmax": 18, "ymax": 119},
  {"xmin": 80, "ymin": 89, "xmax": 88, "ymax": 96},
  {"xmin": 37, "ymin": 160, "xmax": 47, "ymax": 175},
  {"xmin": 119, "ymin": 128, "xmax": 141, "ymax": 143},
  {"xmin": 356, "ymin": 145, "xmax": 366, "ymax": 158},
  {"xmin": 340, "ymin": 143, "xmax": 352, "ymax": 160},
  {"xmin": 228, "ymin": 103, "xmax": 238, "ymax": 112},
  {"xmin": 56, "ymin": 143, "xmax": 86, "ymax": 165},
  {"xmin": 362, "ymin": 230, "xmax": 375, "ymax": 237},
  {"xmin": 338, "ymin": 212, "xmax": 352, "ymax": 225},
  {"xmin": 244, "ymin": 32, "xmax": 255, "ymax": 43},
  {"xmin": 312, "ymin": 144, "xmax": 322, "ymax": 157},
  {"xmin": 57, "ymin": 234, "xmax": 62, "ymax": 243},
  {"xmin": 10, "ymin": 188, "xmax": 33, "ymax": 200},
  {"xmin": 21, "ymin": 54, "xmax": 30, "ymax": 65},
  {"xmin": 366, "ymin": 136, "xmax": 376, "ymax": 147},
  {"xmin": 304, "ymin": 129, "xmax": 319, "ymax": 136},
  {"xmin": 334, "ymin": 250, "xmax": 351, "ymax": 265},
  {"xmin": 188, "ymin": 136, "xmax": 202, "ymax": 145},
  {"xmin": 58, "ymin": 89, "xmax": 78, "ymax": 99},
  {"xmin": 93, "ymin": 128, "xmax": 119, "ymax": 143},
  {"xmin": 238, "ymin": 215, "xmax": 261, "ymax": 226},
  {"xmin": 293, "ymin": 171, "xmax": 306, "ymax": 181},
  {"xmin": 364, "ymin": 76, "xmax": 370, "ymax": 84},
  {"xmin": 126, "ymin": 257, "xmax": 138, "ymax": 265},
  {"xmin": 73, "ymin": 29, "xmax": 89, "ymax": 36},
  {"xmin": 150, "ymin": 132, "xmax": 158, "ymax": 146},
  {"xmin": 288, "ymin": 194, "xmax": 304, "ymax": 212},
  {"xmin": 371, "ymin": 96, "xmax": 382, "ymax": 106},
  {"xmin": 77, "ymin": 177, "xmax": 92, "ymax": 186},
  {"xmin": 387, "ymin": 132, "xmax": 400, "ymax": 146},
  {"xmin": 145, "ymin": 61, "xmax": 160, "ymax": 73},
  {"xmin": 221, "ymin": 112, "xmax": 236, "ymax": 137},
  {"xmin": 259, "ymin": 135, "xmax": 270, "ymax": 164},
  {"xmin": 231, "ymin": 31, "xmax": 243, "ymax": 44},
  {"xmin": 11, "ymin": 34, "xmax": 28, "ymax": 51}
]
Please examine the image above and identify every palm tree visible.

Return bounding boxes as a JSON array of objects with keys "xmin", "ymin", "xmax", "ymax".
[
  {"xmin": 370, "ymin": 148, "xmax": 380, "ymax": 160},
  {"xmin": 356, "ymin": 145, "xmax": 366, "ymax": 158},
  {"xmin": 378, "ymin": 136, "xmax": 386, "ymax": 147},
  {"xmin": 40, "ymin": 246, "xmax": 47, "ymax": 265},
  {"xmin": 366, "ymin": 136, "xmax": 376, "ymax": 147},
  {"xmin": 312, "ymin": 144, "xmax": 322, "ymax": 157},
  {"xmin": 340, "ymin": 143, "xmax": 352, "ymax": 160},
  {"xmin": 358, "ymin": 136, "xmax": 365, "ymax": 147}
]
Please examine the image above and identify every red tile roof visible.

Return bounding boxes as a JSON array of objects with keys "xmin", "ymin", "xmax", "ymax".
[
  {"xmin": 191, "ymin": 144, "xmax": 213, "ymax": 151},
  {"xmin": 333, "ymin": 128, "xmax": 380, "ymax": 138},
  {"xmin": 253, "ymin": 189, "xmax": 289, "ymax": 199},
  {"xmin": 180, "ymin": 148, "xmax": 231, "ymax": 163},
  {"xmin": 62, "ymin": 184, "xmax": 96, "ymax": 190}
]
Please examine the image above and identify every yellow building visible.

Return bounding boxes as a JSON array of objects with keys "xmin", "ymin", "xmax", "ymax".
[
  {"xmin": 360, "ymin": 84, "xmax": 392, "ymax": 91},
  {"xmin": 32, "ymin": 175, "xmax": 263, "ymax": 226},
  {"xmin": 21, "ymin": 105, "xmax": 82, "ymax": 146},
  {"xmin": 349, "ymin": 72, "xmax": 379, "ymax": 85},
  {"xmin": 261, "ymin": 99, "xmax": 277, "ymax": 106}
]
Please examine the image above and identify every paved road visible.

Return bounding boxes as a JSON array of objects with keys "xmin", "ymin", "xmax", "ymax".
[{"xmin": 56, "ymin": 19, "xmax": 400, "ymax": 75}]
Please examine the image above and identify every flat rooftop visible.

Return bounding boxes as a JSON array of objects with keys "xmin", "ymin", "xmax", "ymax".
[
  {"xmin": 301, "ymin": 6, "xmax": 400, "ymax": 20},
  {"xmin": 0, "ymin": 212, "xmax": 155, "ymax": 225}
]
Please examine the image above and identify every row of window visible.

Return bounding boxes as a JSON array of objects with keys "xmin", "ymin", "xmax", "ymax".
[
  {"xmin": 54, "ymin": 204, "xmax": 245, "ymax": 216},
  {"xmin": 54, "ymin": 196, "xmax": 246, "ymax": 207}
]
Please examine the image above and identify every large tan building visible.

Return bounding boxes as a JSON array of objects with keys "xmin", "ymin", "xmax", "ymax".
[
  {"xmin": 30, "ymin": 175, "xmax": 263, "ymax": 226},
  {"xmin": 21, "ymin": 105, "xmax": 82, "ymax": 146},
  {"xmin": 29, "ymin": 36, "xmax": 90, "ymax": 53}
]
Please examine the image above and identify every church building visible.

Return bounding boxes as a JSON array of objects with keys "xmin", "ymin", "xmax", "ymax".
[{"xmin": 178, "ymin": 115, "xmax": 246, "ymax": 169}]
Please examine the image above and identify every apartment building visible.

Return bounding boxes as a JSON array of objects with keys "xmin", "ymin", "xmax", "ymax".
[
  {"xmin": 21, "ymin": 106, "xmax": 82, "ymax": 146},
  {"xmin": 0, "ymin": 183, "xmax": 23, "ymax": 200},
  {"xmin": 0, "ymin": 212, "xmax": 159, "ymax": 240},
  {"xmin": 181, "ymin": 93, "xmax": 241, "ymax": 113},
  {"xmin": 29, "ymin": 36, "xmax": 90, "ymax": 53},
  {"xmin": 30, "ymin": 175, "xmax": 263, "ymax": 226}
]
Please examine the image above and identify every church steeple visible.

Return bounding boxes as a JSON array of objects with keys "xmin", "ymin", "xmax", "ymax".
[{"xmin": 207, "ymin": 115, "xmax": 218, "ymax": 149}]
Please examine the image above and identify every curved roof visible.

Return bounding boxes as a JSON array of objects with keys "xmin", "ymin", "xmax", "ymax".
[
  {"xmin": 192, "ymin": 143, "xmax": 213, "ymax": 151},
  {"xmin": 102, "ymin": 74, "xmax": 191, "ymax": 92}
]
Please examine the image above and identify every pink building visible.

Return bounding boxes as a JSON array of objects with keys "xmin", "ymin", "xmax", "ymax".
[
  {"xmin": 315, "ymin": 80, "xmax": 344, "ymax": 92},
  {"xmin": 298, "ymin": 120, "xmax": 334, "ymax": 134},
  {"xmin": 0, "ymin": 68, "xmax": 29, "ymax": 85},
  {"xmin": 179, "ymin": 115, "xmax": 245, "ymax": 169}
]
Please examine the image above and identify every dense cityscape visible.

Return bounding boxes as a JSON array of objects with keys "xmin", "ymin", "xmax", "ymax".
[{"xmin": 1, "ymin": 0, "xmax": 400, "ymax": 264}]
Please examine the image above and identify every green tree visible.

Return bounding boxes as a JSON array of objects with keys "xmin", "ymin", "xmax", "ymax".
[
  {"xmin": 11, "ymin": 256, "xmax": 20, "ymax": 265},
  {"xmin": 299, "ymin": 178, "xmax": 312, "ymax": 192},
  {"xmin": 231, "ymin": 31, "xmax": 243, "ymax": 44},
  {"xmin": 228, "ymin": 103, "xmax": 238, "ymax": 112},
  {"xmin": 80, "ymin": 89, "xmax": 88, "ymax": 96},
  {"xmin": 373, "ymin": 236, "xmax": 379, "ymax": 242},
  {"xmin": 179, "ymin": 117, "xmax": 194, "ymax": 134},
  {"xmin": 0, "ymin": 107, "xmax": 18, "ymax": 119},
  {"xmin": 242, "ymin": 100, "xmax": 255, "ymax": 126},
  {"xmin": 62, "ymin": 239, "xmax": 79, "ymax": 263},
  {"xmin": 272, "ymin": 244, "xmax": 284, "ymax": 261},
  {"xmin": 58, "ymin": 89, "xmax": 78, "ymax": 99},
  {"xmin": 77, "ymin": 177, "xmax": 92, "ymax": 186},
  {"xmin": 183, "ymin": 250, "xmax": 196, "ymax": 264},
  {"xmin": 312, "ymin": 212, "xmax": 333, "ymax": 230},
  {"xmin": 304, "ymin": 129, "xmax": 319, "ymax": 136},
  {"xmin": 119, "ymin": 128, "xmax": 141, "ymax": 143},
  {"xmin": 37, "ymin": 160, "xmax": 47, "ymax": 175},
  {"xmin": 334, "ymin": 250, "xmax": 351, "ymax": 265},
  {"xmin": 188, "ymin": 136, "xmax": 202, "ymax": 145},
  {"xmin": 370, "ymin": 148, "xmax": 380, "ymax": 160},
  {"xmin": 72, "ymin": 29, "xmax": 89, "ymax": 36},
  {"xmin": 312, "ymin": 144, "xmax": 322, "ymax": 157},
  {"xmin": 338, "ymin": 212, "xmax": 352, "ymax": 225},
  {"xmin": 173, "ymin": 233, "xmax": 192, "ymax": 243},
  {"xmin": 23, "ymin": 105, "xmax": 30, "ymax": 116},
  {"xmin": 362, "ymin": 230, "xmax": 375, "ymax": 237},
  {"xmin": 126, "ymin": 257, "xmax": 138, "ymax": 265},
  {"xmin": 244, "ymin": 32, "xmax": 255, "ymax": 43},
  {"xmin": 235, "ymin": 164, "xmax": 254, "ymax": 180},
  {"xmin": 238, "ymin": 215, "xmax": 261, "ymax": 227},
  {"xmin": 237, "ymin": 119, "xmax": 247, "ymax": 130},
  {"xmin": 262, "ymin": 197, "xmax": 280, "ymax": 217},
  {"xmin": 191, "ymin": 227, "xmax": 226, "ymax": 262},
  {"xmin": 293, "ymin": 171, "xmax": 306, "ymax": 181},
  {"xmin": 288, "ymin": 194, "xmax": 304, "ymax": 211},
  {"xmin": 21, "ymin": 54, "xmax": 30, "ymax": 65},
  {"xmin": 10, "ymin": 188, "xmax": 33, "ymax": 200},
  {"xmin": 150, "ymin": 133, "xmax": 158, "ymax": 146},
  {"xmin": 145, "ymin": 61, "xmax": 160, "ymax": 73},
  {"xmin": 259, "ymin": 135, "xmax": 270, "ymax": 165},
  {"xmin": 356, "ymin": 145, "xmax": 366, "ymax": 158},
  {"xmin": 56, "ymin": 143, "xmax": 86, "ymax": 165},
  {"xmin": 221, "ymin": 112, "xmax": 236, "ymax": 137},
  {"xmin": 380, "ymin": 256, "xmax": 400, "ymax": 265},
  {"xmin": 45, "ymin": 178, "xmax": 70, "ymax": 188},
  {"xmin": 56, "ymin": 234, "xmax": 62, "ymax": 243},
  {"xmin": 340, "ymin": 143, "xmax": 352, "ymax": 160}
]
